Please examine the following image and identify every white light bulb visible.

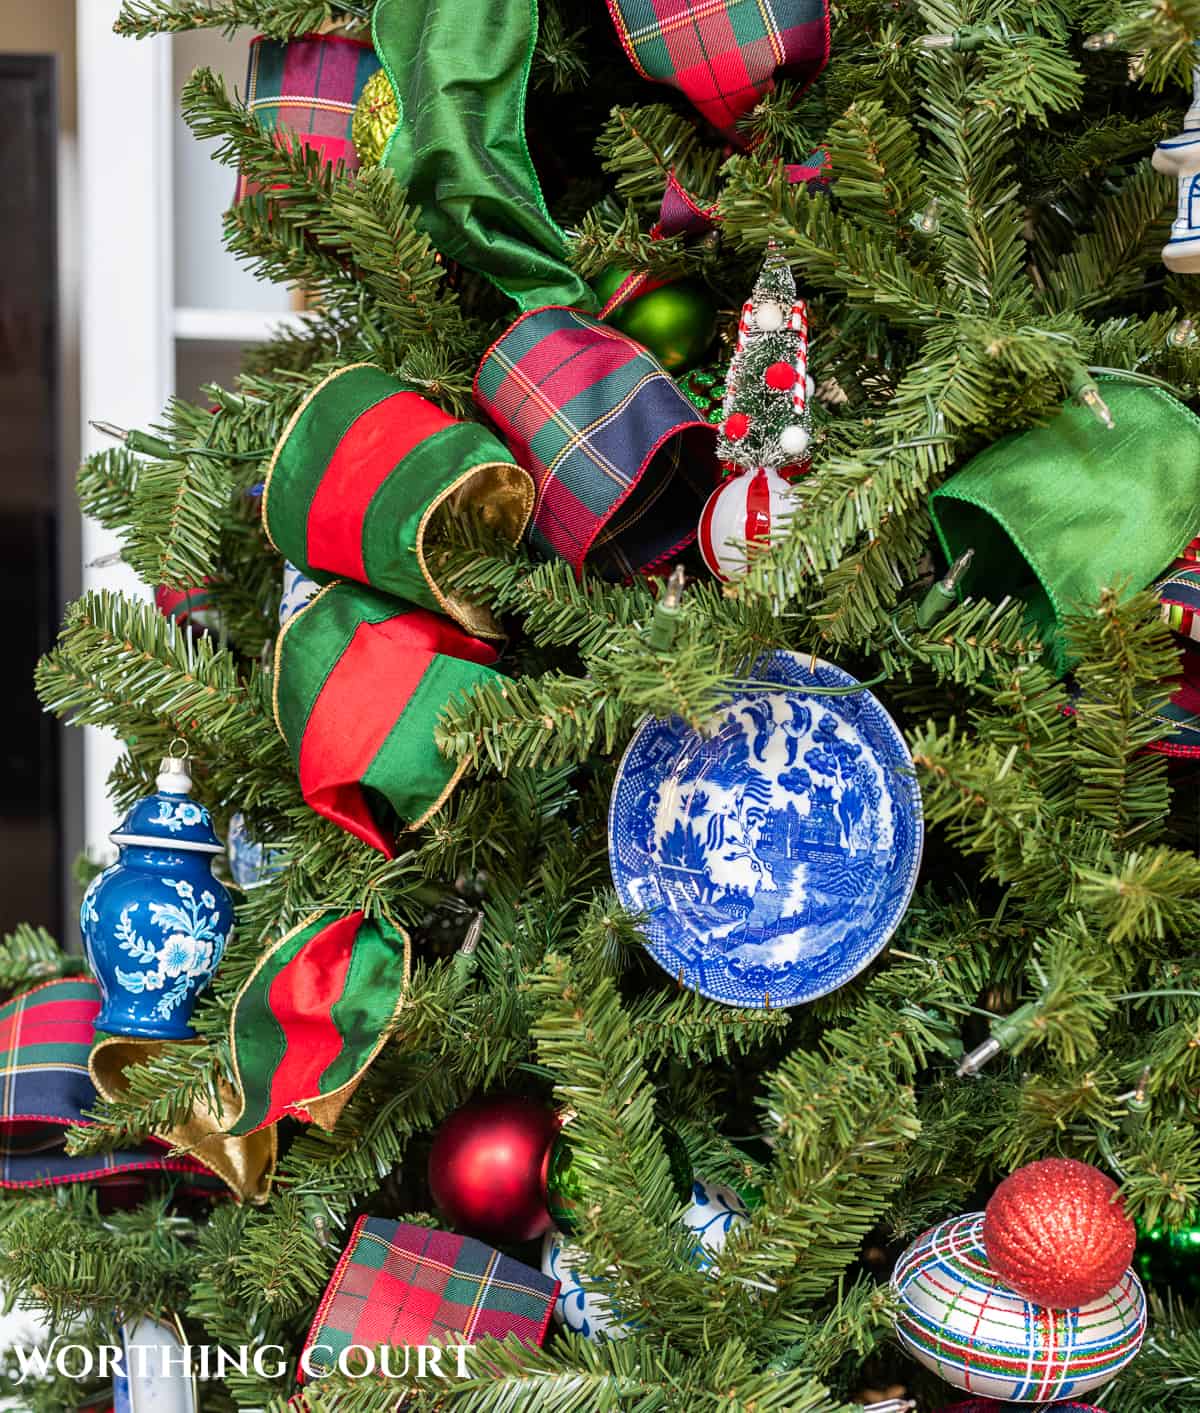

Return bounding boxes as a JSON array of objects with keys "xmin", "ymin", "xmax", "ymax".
[{"xmin": 805, "ymin": 375, "xmax": 816, "ymax": 399}]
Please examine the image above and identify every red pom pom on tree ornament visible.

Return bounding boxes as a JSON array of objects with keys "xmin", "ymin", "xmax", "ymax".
[
  {"xmin": 723, "ymin": 411, "xmax": 750, "ymax": 440},
  {"xmin": 764, "ymin": 361, "xmax": 798, "ymax": 390},
  {"xmin": 982, "ymin": 1157, "xmax": 1136, "ymax": 1308}
]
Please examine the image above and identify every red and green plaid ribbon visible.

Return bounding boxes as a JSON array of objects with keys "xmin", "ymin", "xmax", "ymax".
[
  {"xmin": 606, "ymin": 0, "xmax": 830, "ymax": 139},
  {"xmin": 0, "ymin": 979, "xmax": 213, "ymax": 1193},
  {"xmin": 300, "ymin": 1216, "xmax": 559, "ymax": 1381},
  {"xmin": 262, "ymin": 364, "xmax": 533, "ymax": 640},
  {"xmin": 226, "ymin": 911, "xmax": 409, "ymax": 1136},
  {"xmin": 235, "ymin": 33, "xmax": 380, "ymax": 202},
  {"xmin": 273, "ymin": 581, "xmax": 499, "ymax": 855},
  {"xmin": 474, "ymin": 306, "xmax": 719, "ymax": 579}
]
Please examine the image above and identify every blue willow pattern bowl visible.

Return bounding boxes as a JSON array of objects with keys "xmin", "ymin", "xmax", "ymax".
[{"xmin": 608, "ymin": 653, "xmax": 923, "ymax": 1008}]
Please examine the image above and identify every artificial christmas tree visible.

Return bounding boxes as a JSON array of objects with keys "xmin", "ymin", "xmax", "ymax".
[{"xmin": 9, "ymin": 0, "xmax": 1200, "ymax": 1409}]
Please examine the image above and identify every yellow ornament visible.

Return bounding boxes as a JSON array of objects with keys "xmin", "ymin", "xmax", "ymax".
[{"xmin": 352, "ymin": 69, "xmax": 398, "ymax": 168}]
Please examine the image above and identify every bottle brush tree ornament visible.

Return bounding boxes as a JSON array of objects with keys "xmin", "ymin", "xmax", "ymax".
[{"xmin": 698, "ymin": 244, "xmax": 813, "ymax": 580}]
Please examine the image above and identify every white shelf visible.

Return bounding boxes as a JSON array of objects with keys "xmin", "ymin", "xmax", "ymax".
[{"xmin": 173, "ymin": 306, "xmax": 311, "ymax": 344}]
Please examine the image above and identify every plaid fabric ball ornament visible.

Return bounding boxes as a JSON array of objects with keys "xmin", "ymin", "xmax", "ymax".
[
  {"xmin": 474, "ymin": 307, "xmax": 719, "ymax": 579},
  {"xmin": 299, "ymin": 1217, "xmax": 559, "ymax": 1381},
  {"xmin": 893, "ymin": 1213, "xmax": 1145, "ymax": 1401},
  {"xmin": 234, "ymin": 33, "xmax": 380, "ymax": 202},
  {"xmin": 937, "ymin": 1403, "xmax": 1107, "ymax": 1412}
]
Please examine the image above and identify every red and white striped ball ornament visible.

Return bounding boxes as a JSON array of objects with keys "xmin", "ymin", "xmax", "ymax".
[{"xmin": 698, "ymin": 464, "xmax": 795, "ymax": 581}]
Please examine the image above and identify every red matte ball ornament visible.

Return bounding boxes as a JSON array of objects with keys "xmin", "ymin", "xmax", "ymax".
[
  {"xmin": 764, "ymin": 361, "xmax": 797, "ymax": 390},
  {"xmin": 428, "ymin": 1095, "xmax": 560, "ymax": 1243},
  {"xmin": 982, "ymin": 1157, "xmax": 1136, "ymax": 1308},
  {"xmin": 723, "ymin": 412, "xmax": 750, "ymax": 440}
]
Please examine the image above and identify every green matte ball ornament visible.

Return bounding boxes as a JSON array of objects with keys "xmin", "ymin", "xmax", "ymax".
[
  {"xmin": 546, "ymin": 1126, "xmax": 694, "ymax": 1235},
  {"xmin": 352, "ymin": 69, "xmax": 398, "ymax": 167},
  {"xmin": 594, "ymin": 267, "xmax": 718, "ymax": 373}
]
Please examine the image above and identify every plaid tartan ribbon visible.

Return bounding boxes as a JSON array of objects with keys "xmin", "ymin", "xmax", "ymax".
[
  {"xmin": 606, "ymin": 0, "xmax": 830, "ymax": 139},
  {"xmin": 474, "ymin": 307, "xmax": 719, "ymax": 578},
  {"xmin": 300, "ymin": 1217, "xmax": 558, "ymax": 1381},
  {"xmin": 262, "ymin": 365, "xmax": 534, "ymax": 640},
  {"xmin": 0, "ymin": 979, "xmax": 216, "ymax": 1193},
  {"xmin": 225, "ymin": 910, "xmax": 409, "ymax": 1136},
  {"xmin": 274, "ymin": 581, "xmax": 500, "ymax": 855},
  {"xmin": 235, "ymin": 33, "xmax": 380, "ymax": 203}
]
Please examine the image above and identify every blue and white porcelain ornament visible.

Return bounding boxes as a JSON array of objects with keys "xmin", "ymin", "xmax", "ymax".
[
  {"xmin": 81, "ymin": 752, "xmax": 233, "ymax": 1040},
  {"xmin": 893, "ymin": 1212, "xmax": 1146, "ymax": 1401},
  {"xmin": 609, "ymin": 651, "xmax": 922, "ymax": 1008},
  {"xmin": 540, "ymin": 1231, "xmax": 628, "ymax": 1343},
  {"xmin": 540, "ymin": 1175, "xmax": 750, "ymax": 1341},
  {"xmin": 279, "ymin": 560, "xmax": 320, "ymax": 626},
  {"xmin": 226, "ymin": 811, "xmax": 284, "ymax": 890},
  {"xmin": 682, "ymin": 1177, "xmax": 750, "ymax": 1271},
  {"xmin": 112, "ymin": 1314, "xmax": 198, "ymax": 1413},
  {"xmin": 1154, "ymin": 49, "xmax": 1200, "ymax": 273}
]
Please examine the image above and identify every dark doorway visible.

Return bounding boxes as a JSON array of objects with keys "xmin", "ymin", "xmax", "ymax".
[{"xmin": 0, "ymin": 55, "xmax": 62, "ymax": 937}]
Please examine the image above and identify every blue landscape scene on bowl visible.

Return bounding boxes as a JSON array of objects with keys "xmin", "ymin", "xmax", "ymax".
[{"xmin": 608, "ymin": 653, "xmax": 923, "ymax": 1008}]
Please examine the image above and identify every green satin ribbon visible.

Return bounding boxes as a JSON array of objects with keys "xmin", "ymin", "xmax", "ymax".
[
  {"xmin": 373, "ymin": 0, "xmax": 594, "ymax": 312},
  {"xmin": 930, "ymin": 379, "xmax": 1200, "ymax": 674}
]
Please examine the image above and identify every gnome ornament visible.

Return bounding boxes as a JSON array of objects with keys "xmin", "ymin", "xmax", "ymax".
[{"xmin": 697, "ymin": 244, "xmax": 812, "ymax": 581}]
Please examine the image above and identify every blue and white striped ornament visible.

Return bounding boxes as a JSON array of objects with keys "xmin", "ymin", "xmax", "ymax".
[{"xmin": 893, "ymin": 1212, "xmax": 1145, "ymax": 1402}]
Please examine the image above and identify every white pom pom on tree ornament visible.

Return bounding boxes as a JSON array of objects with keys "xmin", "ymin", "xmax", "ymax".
[{"xmin": 779, "ymin": 424, "xmax": 811, "ymax": 457}]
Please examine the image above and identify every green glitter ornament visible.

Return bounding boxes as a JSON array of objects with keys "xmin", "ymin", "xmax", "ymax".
[
  {"xmin": 678, "ymin": 365, "xmax": 727, "ymax": 424},
  {"xmin": 352, "ymin": 69, "xmax": 398, "ymax": 167},
  {"xmin": 593, "ymin": 267, "xmax": 718, "ymax": 373},
  {"xmin": 546, "ymin": 1125, "xmax": 694, "ymax": 1235}
]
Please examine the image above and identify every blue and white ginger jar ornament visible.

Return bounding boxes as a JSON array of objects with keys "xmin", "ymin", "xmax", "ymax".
[{"xmin": 81, "ymin": 751, "xmax": 233, "ymax": 1040}]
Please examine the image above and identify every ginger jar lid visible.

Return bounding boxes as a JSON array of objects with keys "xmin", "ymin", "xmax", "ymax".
[{"xmin": 109, "ymin": 755, "xmax": 223, "ymax": 855}]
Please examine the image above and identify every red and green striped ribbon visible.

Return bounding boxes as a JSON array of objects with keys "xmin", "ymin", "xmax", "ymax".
[
  {"xmin": 227, "ymin": 910, "xmax": 410, "ymax": 1136},
  {"xmin": 263, "ymin": 364, "xmax": 533, "ymax": 640},
  {"xmin": 273, "ymin": 580, "xmax": 498, "ymax": 856}
]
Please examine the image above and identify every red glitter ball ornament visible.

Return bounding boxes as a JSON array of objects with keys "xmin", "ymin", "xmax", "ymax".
[
  {"xmin": 764, "ymin": 361, "xmax": 798, "ymax": 390},
  {"xmin": 723, "ymin": 411, "xmax": 750, "ymax": 440},
  {"xmin": 982, "ymin": 1157, "xmax": 1135, "ymax": 1308},
  {"xmin": 428, "ymin": 1095, "xmax": 560, "ymax": 1244}
]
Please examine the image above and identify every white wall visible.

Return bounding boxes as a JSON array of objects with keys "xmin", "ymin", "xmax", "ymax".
[{"xmin": 76, "ymin": 3, "xmax": 172, "ymax": 863}]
